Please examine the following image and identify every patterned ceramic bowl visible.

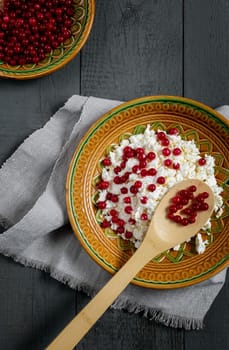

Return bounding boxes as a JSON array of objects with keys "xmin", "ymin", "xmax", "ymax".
[
  {"xmin": 66, "ymin": 96, "xmax": 229, "ymax": 289},
  {"xmin": 0, "ymin": 0, "xmax": 95, "ymax": 79}
]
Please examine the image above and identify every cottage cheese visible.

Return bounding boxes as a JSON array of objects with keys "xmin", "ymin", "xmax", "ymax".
[{"xmin": 96, "ymin": 126, "xmax": 223, "ymax": 254}]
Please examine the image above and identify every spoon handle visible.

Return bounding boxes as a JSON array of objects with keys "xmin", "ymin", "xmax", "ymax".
[{"xmin": 46, "ymin": 242, "xmax": 159, "ymax": 350}]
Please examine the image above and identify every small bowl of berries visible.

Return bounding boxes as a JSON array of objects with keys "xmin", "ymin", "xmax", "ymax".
[{"xmin": 0, "ymin": 0, "xmax": 95, "ymax": 79}]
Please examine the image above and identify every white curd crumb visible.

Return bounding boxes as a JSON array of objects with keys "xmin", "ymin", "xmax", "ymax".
[
  {"xmin": 173, "ymin": 244, "xmax": 181, "ymax": 251},
  {"xmin": 195, "ymin": 233, "xmax": 208, "ymax": 254}
]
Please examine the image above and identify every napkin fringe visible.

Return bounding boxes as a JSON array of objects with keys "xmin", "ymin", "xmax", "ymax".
[
  {"xmin": 0, "ymin": 245, "xmax": 204, "ymax": 330},
  {"xmin": 0, "ymin": 246, "xmax": 97, "ymax": 296},
  {"xmin": 0, "ymin": 215, "xmax": 11, "ymax": 230},
  {"xmin": 112, "ymin": 298, "xmax": 203, "ymax": 330}
]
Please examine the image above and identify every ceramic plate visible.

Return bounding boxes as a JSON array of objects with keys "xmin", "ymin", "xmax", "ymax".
[
  {"xmin": 0, "ymin": 0, "xmax": 95, "ymax": 79},
  {"xmin": 66, "ymin": 96, "xmax": 229, "ymax": 289}
]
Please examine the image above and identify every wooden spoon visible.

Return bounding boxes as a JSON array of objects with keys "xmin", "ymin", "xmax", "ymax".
[{"xmin": 46, "ymin": 179, "xmax": 214, "ymax": 350}]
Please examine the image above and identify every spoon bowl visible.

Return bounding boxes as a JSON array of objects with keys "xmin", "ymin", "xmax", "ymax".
[
  {"xmin": 47, "ymin": 179, "xmax": 214, "ymax": 350},
  {"xmin": 150, "ymin": 179, "xmax": 215, "ymax": 251}
]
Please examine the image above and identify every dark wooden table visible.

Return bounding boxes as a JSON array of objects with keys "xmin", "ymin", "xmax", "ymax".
[{"xmin": 0, "ymin": 1, "xmax": 228, "ymax": 349}]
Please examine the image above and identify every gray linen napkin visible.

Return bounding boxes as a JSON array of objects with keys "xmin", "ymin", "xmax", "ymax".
[{"xmin": 0, "ymin": 95, "xmax": 227, "ymax": 330}]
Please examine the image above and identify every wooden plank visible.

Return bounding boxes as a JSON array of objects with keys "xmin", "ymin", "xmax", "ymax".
[
  {"xmin": 0, "ymin": 57, "xmax": 80, "ymax": 349},
  {"xmin": 184, "ymin": 0, "xmax": 229, "ymax": 349},
  {"xmin": 76, "ymin": 292, "xmax": 185, "ymax": 350},
  {"xmin": 184, "ymin": 271, "xmax": 229, "ymax": 350},
  {"xmin": 78, "ymin": 0, "xmax": 184, "ymax": 349},
  {"xmin": 184, "ymin": 0, "xmax": 229, "ymax": 107},
  {"xmin": 0, "ymin": 58, "xmax": 80, "ymax": 163},
  {"xmin": 81, "ymin": 0, "xmax": 183, "ymax": 101},
  {"xmin": 0, "ymin": 256, "xmax": 77, "ymax": 350}
]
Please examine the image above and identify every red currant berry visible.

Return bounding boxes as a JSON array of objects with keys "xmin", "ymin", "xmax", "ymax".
[
  {"xmin": 135, "ymin": 147, "xmax": 145, "ymax": 155},
  {"xmin": 114, "ymin": 176, "xmax": 121, "ymax": 184},
  {"xmin": 125, "ymin": 206, "xmax": 133, "ymax": 214},
  {"xmin": 173, "ymin": 162, "xmax": 180, "ymax": 170},
  {"xmin": 162, "ymin": 148, "xmax": 171, "ymax": 157},
  {"xmin": 102, "ymin": 158, "xmax": 111, "ymax": 166},
  {"xmin": 168, "ymin": 205, "xmax": 178, "ymax": 213},
  {"xmin": 125, "ymin": 150, "xmax": 135, "ymax": 158},
  {"xmin": 111, "ymin": 216, "xmax": 119, "ymax": 224},
  {"xmin": 37, "ymin": 12, "xmax": 44, "ymax": 21},
  {"xmin": 140, "ymin": 213, "xmax": 148, "ymax": 221},
  {"xmin": 202, "ymin": 191, "xmax": 209, "ymax": 199},
  {"xmin": 118, "ymin": 219, "xmax": 125, "ymax": 226},
  {"xmin": 180, "ymin": 197, "xmax": 189, "ymax": 205},
  {"xmin": 200, "ymin": 202, "xmax": 209, "ymax": 211},
  {"xmin": 140, "ymin": 169, "xmax": 148, "ymax": 177},
  {"xmin": 125, "ymin": 172, "xmax": 131, "ymax": 180},
  {"xmin": 134, "ymin": 180, "xmax": 142, "ymax": 188},
  {"xmin": 167, "ymin": 213, "xmax": 175, "ymax": 220},
  {"xmin": 97, "ymin": 201, "xmax": 106, "ymax": 209},
  {"xmin": 188, "ymin": 216, "xmax": 196, "ymax": 224},
  {"xmin": 120, "ymin": 187, "xmax": 128, "ymax": 194},
  {"xmin": 188, "ymin": 185, "xmax": 197, "ymax": 192},
  {"xmin": 191, "ymin": 203, "xmax": 200, "ymax": 211},
  {"xmin": 173, "ymin": 148, "xmax": 182, "ymax": 156},
  {"xmin": 181, "ymin": 218, "xmax": 189, "ymax": 226},
  {"xmin": 111, "ymin": 194, "xmax": 119, "ymax": 203},
  {"xmin": 139, "ymin": 160, "xmax": 147, "ymax": 168},
  {"xmin": 196, "ymin": 194, "xmax": 205, "ymax": 202},
  {"xmin": 101, "ymin": 219, "xmax": 110, "ymax": 228},
  {"xmin": 106, "ymin": 192, "xmax": 112, "ymax": 200},
  {"xmin": 164, "ymin": 159, "xmax": 172, "ymax": 167},
  {"xmin": 174, "ymin": 215, "xmax": 182, "ymax": 223},
  {"xmin": 179, "ymin": 190, "xmax": 189, "ymax": 197},
  {"xmin": 161, "ymin": 138, "xmax": 170, "ymax": 146},
  {"xmin": 182, "ymin": 208, "xmax": 192, "ymax": 215},
  {"xmin": 1, "ymin": 23, "xmax": 8, "ymax": 30},
  {"xmin": 55, "ymin": 8, "xmax": 63, "ymax": 16},
  {"xmin": 3, "ymin": 16, "xmax": 10, "ymax": 23},
  {"xmin": 123, "ymin": 197, "xmax": 131, "ymax": 204},
  {"xmin": 168, "ymin": 128, "xmax": 179, "ymax": 135},
  {"xmin": 148, "ymin": 184, "xmax": 156, "ymax": 192},
  {"xmin": 123, "ymin": 146, "xmax": 133, "ymax": 155},
  {"xmin": 116, "ymin": 226, "xmax": 125, "ymax": 234},
  {"xmin": 132, "ymin": 165, "xmax": 139, "ymax": 173},
  {"xmin": 157, "ymin": 176, "xmax": 165, "ymax": 184},
  {"xmin": 110, "ymin": 209, "xmax": 118, "ymax": 216},
  {"xmin": 128, "ymin": 218, "xmax": 136, "ymax": 225},
  {"xmin": 148, "ymin": 168, "xmax": 157, "ymax": 176},
  {"xmin": 137, "ymin": 153, "xmax": 146, "ymax": 161},
  {"xmin": 147, "ymin": 152, "xmax": 156, "ymax": 161},
  {"xmin": 198, "ymin": 158, "xmax": 207, "ymax": 166},
  {"xmin": 120, "ymin": 160, "xmax": 126, "ymax": 169},
  {"xmin": 172, "ymin": 196, "xmax": 181, "ymax": 204},
  {"xmin": 130, "ymin": 185, "xmax": 138, "ymax": 194},
  {"xmin": 97, "ymin": 181, "xmax": 109, "ymax": 190},
  {"xmin": 188, "ymin": 192, "xmax": 194, "ymax": 200},
  {"xmin": 157, "ymin": 131, "xmax": 166, "ymax": 140},
  {"xmin": 29, "ymin": 18, "xmax": 37, "ymax": 26},
  {"xmin": 114, "ymin": 166, "xmax": 121, "ymax": 174},
  {"xmin": 125, "ymin": 231, "xmax": 133, "ymax": 239},
  {"xmin": 140, "ymin": 196, "xmax": 148, "ymax": 204},
  {"xmin": 64, "ymin": 19, "xmax": 72, "ymax": 28}
]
